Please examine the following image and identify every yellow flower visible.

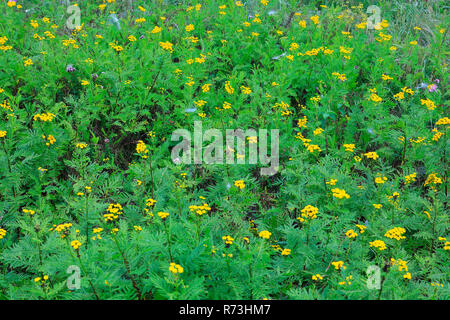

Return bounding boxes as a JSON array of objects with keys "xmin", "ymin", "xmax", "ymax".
[
  {"xmin": 343, "ymin": 144, "xmax": 355, "ymax": 152},
  {"xmin": 259, "ymin": 230, "xmax": 272, "ymax": 239},
  {"xmin": 234, "ymin": 180, "xmax": 245, "ymax": 189},
  {"xmin": 136, "ymin": 140, "xmax": 148, "ymax": 159},
  {"xmin": 159, "ymin": 41, "xmax": 173, "ymax": 52},
  {"xmin": 331, "ymin": 188, "xmax": 350, "ymax": 199},
  {"xmin": 345, "ymin": 229, "xmax": 358, "ymax": 239},
  {"xmin": 70, "ymin": 240, "xmax": 82, "ymax": 250},
  {"xmin": 76, "ymin": 142, "xmax": 88, "ymax": 149},
  {"xmin": 146, "ymin": 198, "xmax": 157, "ymax": 207},
  {"xmin": 369, "ymin": 93, "xmax": 382, "ymax": 103},
  {"xmin": 331, "ymin": 261, "xmax": 345, "ymax": 270},
  {"xmin": 158, "ymin": 211, "xmax": 169, "ymax": 219},
  {"xmin": 424, "ymin": 173, "xmax": 442, "ymax": 186},
  {"xmin": 444, "ymin": 242, "xmax": 450, "ymax": 250},
  {"xmin": 420, "ymin": 98, "xmax": 436, "ymax": 111},
  {"xmin": 240, "ymin": 86, "xmax": 252, "ymax": 95},
  {"xmin": 312, "ymin": 274, "xmax": 323, "ymax": 281},
  {"xmin": 364, "ymin": 152, "xmax": 379, "ymax": 160},
  {"xmin": 0, "ymin": 130, "xmax": 6, "ymax": 138},
  {"xmin": 310, "ymin": 15, "xmax": 319, "ymax": 25},
  {"xmin": 151, "ymin": 26, "xmax": 162, "ymax": 34},
  {"xmin": 313, "ymin": 128, "xmax": 324, "ymax": 135},
  {"xmin": 0, "ymin": 228, "xmax": 7, "ymax": 240},
  {"xmin": 80, "ymin": 80, "xmax": 89, "ymax": 86},
  {"xmin": 24, "ymin": 58, "xmax": 33, "ymax": 67},
  {"xmin": 185, "ymin": 24, "xmax": 194, "ymax": 32},
  {"xmin": 169, "ymin": 262, "xmax": 184, "ymax": 274},
  {"xmin": 385, "ymin": 227, "xmax": 406, "ymax": 241},
  {"xmin": 189, "ymin": 203, "xmax": 211, "ymax": 216},
  {"xmin": 369, "ymin": 240, "xmax": 387, "ymax": 251},
  {"xmin": 375, "ymin": 176, "xmax": 387, "ymax": 184},
  {"xmin": 326, "ymin": 179, "xmax": 337, "ymax": 186},
  {"xmin": 222, "ymin": 235, "xmax": 234, "ymax": 245},
  {"xmin": 299, "ymin": 205, "xmax": 319, "ymax": 221}
]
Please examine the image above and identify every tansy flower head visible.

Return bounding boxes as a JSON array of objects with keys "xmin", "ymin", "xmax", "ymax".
[
  {"xmin": 259, "ymin": 230, "xmax": 272, "ymax": 239},
  {"xmin": 169, "ymin": 262, "xmax": 183, "ymax": 274}
]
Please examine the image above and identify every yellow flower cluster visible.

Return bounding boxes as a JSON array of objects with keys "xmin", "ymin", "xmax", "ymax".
[
  {"xmin": 104, "ymin": 203, "xmax": 123, "ymax": 222},
  {"xmin": 189, "ymin": 203, "xmax": 211, "ymax": 216},
  {"xmin": 169, "ymin": 262, "xmax": 184, "ymax": 274},
  {"xmin": 355, "ymin": 224, "xmax": 367, "ymax": 234},
  {"xmin": 435, "ymin": 117, "xmax": 450, "ymax": 126},
  {"xmin": 23, "ymin": 208, "xmax": 36, "ymax": 215},
  {"xmin": 92, "ymin": 227, "xmax": 103, "ymax": 240},
  {"xmin": 331, "ymin": 188, "xmax": 350, "ymax": 199},
  {"xmin": 34, "ymin": 275, "xmax": 49, "ymax": 283},
  {"xmin": 240, "ymin": 86, "xmax": 252, "ymax": 94},
  {"xmin": 151, "ymin": 26, "xmax": 162, "ymax": 34},
  {"xmin": 424, "ymin": 173, "xmax": 442, "ymax": 186},
  {"xmin": 158, "ymin": 211, "xmax": 169, "ymax": 219},
  {"xmin": 391, "ymin": 258, "xmax": 408, "ymax": 271},
  {"xmin": 312, "ymin": 274, "xmax": 323, "ymax": 281},
  {"xmin": 76, "ymin": 142, "xmax": 87, "ymax": 149},
  {"xmin": 369, "ymin": 240, "xmax": 387, "ymax": 251},
  {"xmin": 159, "ymin": 41, "xmax": 174, "ymax": 52},
  {"xmin": 345, "ymin": 229, "xmax": 358, "ymax": 239},
  {"xmin": 420, "ymin": 98, "xmax": 436, "ymax": 110},
  {"xmin": 364, "ymin": 151, "xmax": 379, "ymax": 160},
  {"xmin": 331, "ymin": 261, "xmax": 346, "ymax": 270},
  {"xmin": 298, "ymin": 205, "xmax": 319, "ymax": 222},
  {"xmin": 136, "ymin": 140, "xmax": 148, "ymax": 159},
  {"xmin": 222, "ymin": 235, "xmax": 234, "ymax": 245},
  {"xmin": 391, "ymin": 258, "xmax": 411, "ymax": 279},
  {"xmin": 146, "ymin": 198, "xmax": 156, "ymax": 207},
  {"xmin": 369, "ymin": 93, "xmax": 382, "ymax": 103},
  {"xmin": 343, "ymin": 144, "xmax": 355, "ymax": 152},
  {"xmin": 375, "ymin": 176, "xmax": 387, "ymax": 184},
  {"xmin": 42, "ymin": 134, "xmax": 56, "ymax": 146},
  {"xmin": 234, "ymin": 180, "xmax": 245, "ymax": 189},
  {"xmin": 71, "ymin": 240, "xmax": 82, "ymax": 250},
  {"xmin": 385, "ymin": 227, "xmax": 406, "ymax": 241},
  {"xmin": 259, "ymin": 230, "xmax": 272, "ymax": 239},
  {"xmin": 33, "ymin": 112, "xmax": 56, "ymax": 122},
  {"xmin": 0, "ymin": 228, "xmax": 6, "ymax": 240},
  {"xmin": 339, "ymin": 275, "xmax": 353, "ymax": 285},
  {"xmin": 332, "ymin": 72, "xmax": 347, "ymax": 82},
  {"xmin": 404, "ymin": 173, "xmax": 416, "ymax": 184},
  {"xmin": 431, "ymin": 282, "xmax": 444, "ymax": 287}
]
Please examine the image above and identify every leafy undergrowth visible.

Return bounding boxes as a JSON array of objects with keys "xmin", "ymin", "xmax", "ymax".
[{"xmin": 0, "ymin": 0, "xmax": 448, "ymax": 299}]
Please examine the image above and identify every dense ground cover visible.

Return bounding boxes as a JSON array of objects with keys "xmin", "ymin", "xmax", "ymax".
[{"xmin": 0, "ymin": 0, "xmax": 448, "ymax": 299}]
